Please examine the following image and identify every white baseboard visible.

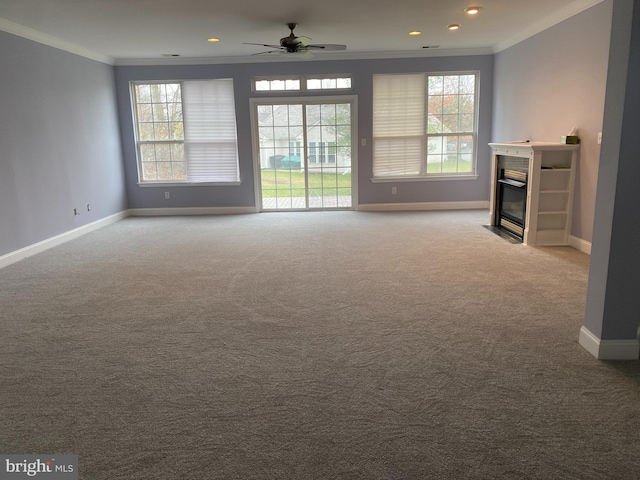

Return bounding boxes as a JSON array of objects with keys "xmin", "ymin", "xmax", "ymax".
[
  {"xmin": 569, "ymin": 235, "xmax": 592, "ymax": 255},
  {"xmin": 0, "ymin": 211, "xmax": 129, "ymax": 270},
  {"xmin": 579, "ymin": 326, "xmax": 640, "ymax": 360},
  {"xmin": 128, "ymin": 206, "xmax": 257, "ymax": 216},
  {"xmin": 356, "ymin": 201, "xmax": 489, "ymax": 212}
]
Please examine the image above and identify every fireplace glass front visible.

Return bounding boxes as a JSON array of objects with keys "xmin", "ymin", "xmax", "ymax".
[{"xmin": 497, "ymin": 168, "xmax": 527, "ymax": 240}]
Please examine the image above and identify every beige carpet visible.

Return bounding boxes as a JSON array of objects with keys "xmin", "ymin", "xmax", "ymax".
[{"xmin": 0, "ymin": 210, "xmax": 638, "ymax": 479}]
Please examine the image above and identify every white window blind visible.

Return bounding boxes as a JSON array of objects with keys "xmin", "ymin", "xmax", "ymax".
[
  {"xmin": 373, "ymin": 72, "xmax": 478, "ymax": 178},
  {"xmin": 182, "ymin": 79, "xmax": 239, "ymax": 183},
  {"xmin": 373, "ymin": 74, "xmax": 426, "ymax": 177}
]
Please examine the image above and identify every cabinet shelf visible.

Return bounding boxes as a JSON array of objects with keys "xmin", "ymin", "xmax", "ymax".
[
  {"xmin": 540, "ymin": 170, "xmax": 571, "ymax": 191},
  {"xmin": 538, "ymin": 191, "xmax": 569, "ymax": 212}
]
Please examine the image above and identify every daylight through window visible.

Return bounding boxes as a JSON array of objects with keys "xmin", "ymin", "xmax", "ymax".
[
  {"xmin": 372, "ymin": 72, "xmax": 477, "ymax": 178},
  {"xmin": 132, "ymin": 79, "xmax": 239, "ymax": 184},
  {"xmin": 306, "ymin": 77, "xmax": 352, "ymax": 90},
  {"xmin": 253, "ymin": 76, "xmax": 352, "ymax": 92}
]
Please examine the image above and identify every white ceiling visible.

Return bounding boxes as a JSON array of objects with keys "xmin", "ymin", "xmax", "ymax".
[{"xmin": 0, "ymin": 0, "xmax": 603, "ymax": 65}]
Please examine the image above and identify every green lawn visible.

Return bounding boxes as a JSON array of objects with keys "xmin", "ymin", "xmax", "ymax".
[
  {"xmin": 401, "ymin": 160, "xmax": 473, "ymax": 175},
  {"xmin": 261, "ymin": 170, "xmax": 351, "ymax": 197},
  {"xmin": 427, "ymin": 158, "xmax": 473, "ymax": 174},
  {"xmin": 260, "ymin": 160, "xmax": 470, "ymax": 198}
]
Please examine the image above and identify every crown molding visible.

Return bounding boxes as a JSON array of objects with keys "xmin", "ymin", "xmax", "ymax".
[
  {"xmin": 1, "ymin": 0, "xmax": 604, "ymax": 67},
  {"xmin": 0, "ymin": 17, "xmax": 114, "ymax": 65},
  {"xmin": 493, "ymin": 0, "xmax": 605, "ymax": 53},
  {"xmin": 113, "ymin": 47, "xmax": 494, "ymax": 67}
]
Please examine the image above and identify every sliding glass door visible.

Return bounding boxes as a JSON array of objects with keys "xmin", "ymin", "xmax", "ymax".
[{"xmin": 254, "ymin": 99, "xmax": 354, "ymax": 211}]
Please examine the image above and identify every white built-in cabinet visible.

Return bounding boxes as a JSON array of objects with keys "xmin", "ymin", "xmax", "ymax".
[{"xmin": 489, "ymin": 143, "xmax": 579, "ymax": 246}]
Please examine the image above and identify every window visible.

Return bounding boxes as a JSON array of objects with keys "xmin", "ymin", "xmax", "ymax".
[
  {"xmin": 255, "ymin": 79, "xmax": 301, "ymax": 92},
  {"xmin": 372, "ymin": 72, "xmax": 477, "ymax": 178},
  {"xmin": 308, "ymin": 141, "xmax": 337, "ymax": 164},
  {"xmin": 288, "ymin": 141, "xmax": 301, "ymax": 156},
  {"xmin": 132, "ymin": 79, "xmax": 239, "ymax": 184},
  {"xmin": 306, "ymin": 77, "xmax": 352, "ymax": 90},
  {"xmin": 252, "ymin": 75, "xmax": 352, "ymax": 92}
]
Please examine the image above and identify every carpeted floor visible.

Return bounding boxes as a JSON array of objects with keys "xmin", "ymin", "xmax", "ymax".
[{"xmin": 0, "ymin": 210, "xmax": 638, "ymax": 479}]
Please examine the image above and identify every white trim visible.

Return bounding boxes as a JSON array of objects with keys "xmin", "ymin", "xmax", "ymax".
[
  {"xmin": 357, "ymin": 201, "xmax": 489, "ymax": 212},
  {"xmin": 114, "ymin": 48, "xmax": 494, "ymax": 67},
  {"xmin": 0, "ymin": 17, "xmax": 114, "ymax": 65},
  {"xmin": 494, "ymin": 0, "xmax": 605, "ymax": 53},
  {"xmin": 138, "ymin": 181, "xmax": 242, "ymax": 187},
  {"xmin": 128, "ymin": 207, "xmax": 256, "ymax": 216},
  {"xmin": 371, "ymin": 175, "xmax": 478, "ymax": 183},
  {"xmin": 569, "ymin": 235, "xmax": 592, "ymax": 255},
  {"xmin": 579, "ymin": 326, "xmax": 640, "ymax": 360},
  {"xmin": 0, "ymin": 211, "xmax": 128, "ymax": 270}
]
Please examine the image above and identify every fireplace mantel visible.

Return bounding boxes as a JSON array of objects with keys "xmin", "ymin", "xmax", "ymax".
[{"xmin": 489, "ymin": 142, "xmax": 580, "ymax": 246}]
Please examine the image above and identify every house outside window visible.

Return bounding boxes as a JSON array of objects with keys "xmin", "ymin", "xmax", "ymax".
[
  {"xmin": 289, "ymin": 141, "xmax": 301, "ymax": 156},
  {"xmin": 308, "ymin": 141, "xmax": 337, "ymax": 164},
  {"xmin": 372, "ymin": 72, "xmax": 478, "ymax": 179},
  {"xmin": 132, "ymin": 79, "xmax": 240, "ymax": 184}
]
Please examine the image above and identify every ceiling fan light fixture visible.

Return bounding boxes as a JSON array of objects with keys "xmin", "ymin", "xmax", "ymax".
[
  {"xmin": 464, "ymin": 6, "xmax": 481, "ymax": 15},
  {"xmin": 447, "ymin": 24, "xmax": 461, "ymax": 31}
]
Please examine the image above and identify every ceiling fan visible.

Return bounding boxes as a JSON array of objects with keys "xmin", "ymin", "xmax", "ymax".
[{"xmin": 245, "ymin": 23, "xmax": 347, "ymax": 58}]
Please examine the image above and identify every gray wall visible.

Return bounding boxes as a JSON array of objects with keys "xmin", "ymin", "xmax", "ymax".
[
  {"xmin": 584, "ymin": 0, "xmax": 640, "ymax": 341},
  {"xmin": 0, "ymin": 31, "xmax": 127, "ymax": 257},
  {"xmin": 115, "ymin": 55, "xmax": 494, "ymax": 209},
  {"xmin": 492, "ymin": 1, "xmax": 613, "ymax": 244}
]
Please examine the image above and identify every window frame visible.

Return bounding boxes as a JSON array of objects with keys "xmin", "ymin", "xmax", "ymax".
[
  {"xmin": 371, "ymin": 71, "xmax": 479, "ymax": 183},
  {"xmin": 131, "ymin": 82, "xmax": 186, "ymax": 185},
  {"xmin": 252, "ymin": 75, "xmax": 353, "ymax": 93},
  {"xmin": 130, "ymin": 80, "xmax": 241, "ymax": 187}
]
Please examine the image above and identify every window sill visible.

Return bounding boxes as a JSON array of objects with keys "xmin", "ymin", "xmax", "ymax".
[
  {"xmin": 138, "ymin": 181, "xmax": 241, "ymax": 187},
  {"xmin": 371, "ymin": 175, "xmax": 478, "ymax": 183}
]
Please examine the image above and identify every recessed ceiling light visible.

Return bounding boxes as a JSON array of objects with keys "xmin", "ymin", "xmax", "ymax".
[
  {"xmin": 161, "ymin": 54, "xmax": 180, "ymax": 57},
  {"xmin": 409, "ymin": 31, "xmax": 422, "ymax": 36},
  {"xmin": 447, "ymin": 24, "xmax": 461, "ymax": 31},
  {"xmin": 207, "ymin": 37, "xmax": 220, "ymax": 43},
  {"xmin": 464, "ymin": 6, "xmax": 481, "ymax": 15}
]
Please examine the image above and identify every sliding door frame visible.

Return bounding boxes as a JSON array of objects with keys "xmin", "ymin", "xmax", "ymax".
[{"xmin": 249, "ymin": 95, "xmax": 358, "ymax": 212}]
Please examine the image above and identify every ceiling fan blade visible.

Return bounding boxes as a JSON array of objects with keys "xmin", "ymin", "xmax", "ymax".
[
  {"xmin": 251, "ymin": 50, "xmax": 283, "ymax": 56},
  {"xmin": 282, "ymin": 50, "xmax": 314, "ymax": 59},
  {"xmin": 306, "ymin": 44, "xmax": 347, "ymax": 51},
  {"xmin": 246, "ymin": 23, "xmax": 342, "ymax": 58},
  {"xmin": 295, "ymin": 36, "xmax": 312, "ymax": 47},
  {"xmin": 243, "ymin": 42, "xmax": 282, "ymax": 49}
]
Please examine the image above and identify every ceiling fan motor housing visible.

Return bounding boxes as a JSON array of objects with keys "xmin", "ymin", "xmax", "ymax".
[
  {"xmin": 281, "ymin": 23, "xmax": 301, "ymax": 52},
  {"xmin": 280, "ymin": 36, "xmax": 299, "ymax": 52}
]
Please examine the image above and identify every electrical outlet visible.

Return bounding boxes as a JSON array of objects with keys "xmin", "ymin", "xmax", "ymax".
[
  {"xmin": 164, "ymin": 192, "xmax": 170, "ymax": 200},
  {"xmin": 598, "ymin": 132, "xmax": 602, "ymax": 145},
  {"xmin": 391, "ymin": 186, "xmax": 397, "ymax": 194}
]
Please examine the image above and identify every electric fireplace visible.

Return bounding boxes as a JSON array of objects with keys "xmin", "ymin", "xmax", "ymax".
[
  {"xmin": 488, "ymin": 143, "xmax": 579, "ymax": 247},
  {"xmin": 497, "ymin": 168, "xmax": 527, "ymax": 240}
]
